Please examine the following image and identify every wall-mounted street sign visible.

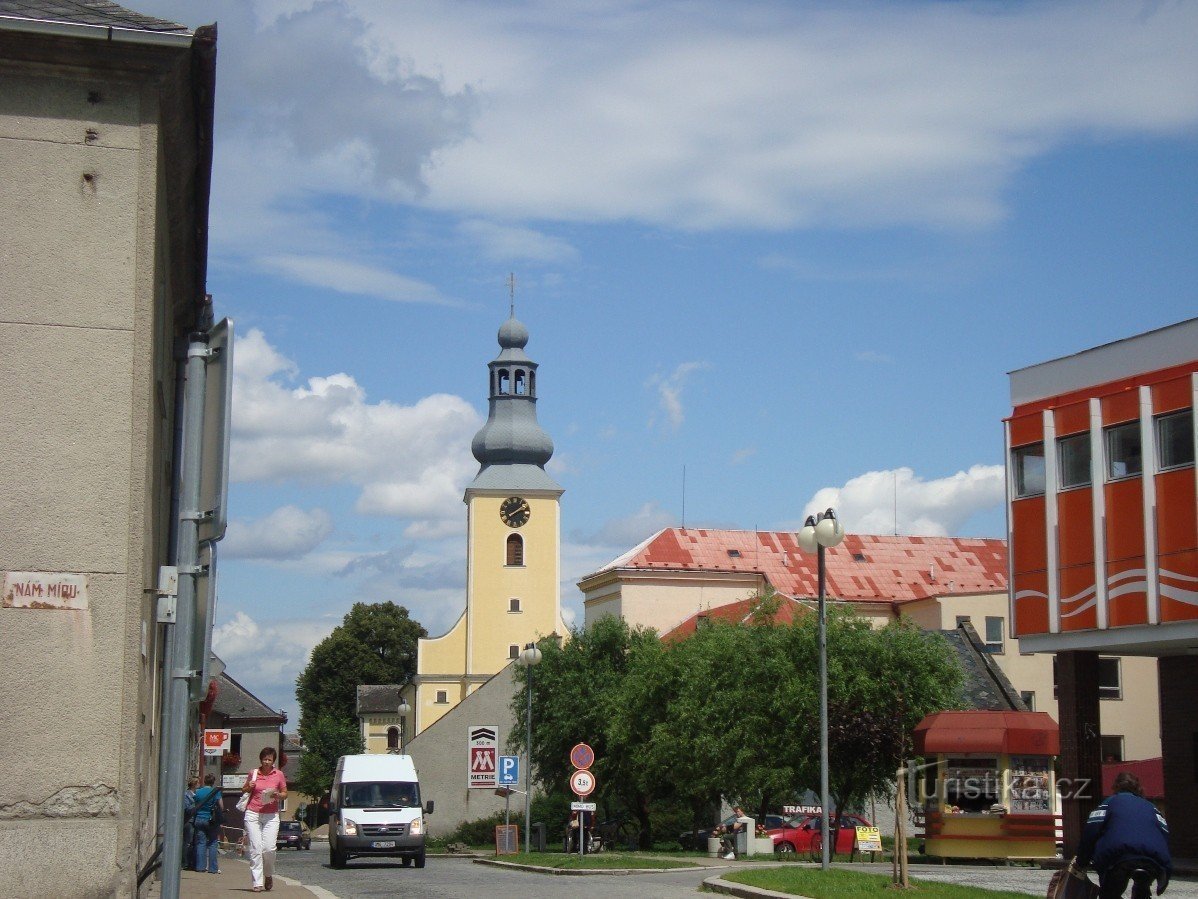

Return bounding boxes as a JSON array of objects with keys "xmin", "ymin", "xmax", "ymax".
[
  {"xmin": 498, "ymin": 755, "xmax": 519, "ymax": 785},
  {"xmin": 570, "ymin": 768, "xmax": 596, "ymax": 797},
  {"xmin": 569, "ymin": 742, "xmax": 595, "ymax": 770},
  {"xmin": 468, "ymin": 725, "xmax": 498, "ymax": 788}
]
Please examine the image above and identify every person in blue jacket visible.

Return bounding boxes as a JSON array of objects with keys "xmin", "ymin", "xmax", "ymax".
[{"xmin": 1077, "ymin": 772, "xmax": 1170, "ymax": 899}]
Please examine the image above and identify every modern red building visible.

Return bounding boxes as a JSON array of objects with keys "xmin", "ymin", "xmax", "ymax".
[{"xmin": 1005, "ymin": 317, "xmax": 1198, "ymax": 856}]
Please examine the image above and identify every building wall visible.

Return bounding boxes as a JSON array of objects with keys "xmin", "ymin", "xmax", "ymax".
[
  {"xmin": 902, "ymin": 594, "xmax": 1161, "ymax": 760},
  {"xmin": 0, "ymin": 61, "xmax": 181, "ymax": 897},
  {"xmin": 405, "ymin": 665, "xmax": 521, "ymax": 838},
  {"xmin": 584, "ymin": 574, "xmax": 761, "ymax": 634}
]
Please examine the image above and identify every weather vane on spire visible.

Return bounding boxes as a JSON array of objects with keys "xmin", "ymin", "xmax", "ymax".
[{"xmin": 506, "ymin": 272, "xmax": 516, "ymax": 317}]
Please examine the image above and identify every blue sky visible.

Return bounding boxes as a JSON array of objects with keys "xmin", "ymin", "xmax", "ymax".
[{"xmin": 140, "ymin": 0, "xmax": 1197, "ymax": 724}]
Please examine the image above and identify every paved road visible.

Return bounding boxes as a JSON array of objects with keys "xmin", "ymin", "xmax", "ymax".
[{"xmin": 271, "ymin": 848, "xmax": 1198, "ymax": 899}]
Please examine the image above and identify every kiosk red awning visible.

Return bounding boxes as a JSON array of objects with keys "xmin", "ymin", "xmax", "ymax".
[{"xmin": 913, "ymin": 711, "xmax": 1059, "ymax": 756}]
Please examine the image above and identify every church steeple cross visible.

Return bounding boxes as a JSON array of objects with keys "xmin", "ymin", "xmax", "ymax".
[{"xmin": 507, "ymin": 272, "xmax": 516, "ymax": 317}]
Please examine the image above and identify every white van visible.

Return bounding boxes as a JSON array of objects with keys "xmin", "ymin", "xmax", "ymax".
[{"xmin": 328, "ymin": 754, "xmax": 433, "ymax": 869}]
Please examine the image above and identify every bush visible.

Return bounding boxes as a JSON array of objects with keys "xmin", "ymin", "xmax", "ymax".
[{"xmin": 443, "ymin": 811, "xmax": 509, "ymax": 847}]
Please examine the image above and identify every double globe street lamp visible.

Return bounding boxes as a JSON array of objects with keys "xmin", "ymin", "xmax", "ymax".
[
  {"xmin": 797, "ymin": 508, "xmax": 845, "ymax": 871},
  {"xmin": 397, "ymin": 697, "xmax": 411, "ymax": 753},
  {"xmin": 517, "ymin": 642, "xmax": 543, "ymax": 854}
]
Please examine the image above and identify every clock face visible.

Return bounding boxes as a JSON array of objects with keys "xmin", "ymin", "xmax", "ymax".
[{"xmin": 499, "ymin": 496, "xmax": 531, "ymax": 528}]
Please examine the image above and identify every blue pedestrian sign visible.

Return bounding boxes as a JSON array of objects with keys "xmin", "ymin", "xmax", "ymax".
[{"xmin": 498, "ymin": 755, "xmax": 519, "ymax": 785}]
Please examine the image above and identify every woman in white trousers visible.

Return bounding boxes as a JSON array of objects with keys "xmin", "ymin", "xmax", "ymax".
[
  {"xmin": 244, "ymin": 808, "xmax": 280, "ymax": 890},
  {"xmin": 240, "ymin": 746, "xmax": 287, "ymax": 892}
]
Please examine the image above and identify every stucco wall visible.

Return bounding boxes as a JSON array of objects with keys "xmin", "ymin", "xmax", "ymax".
[
  {"xmin": 0, "ymin": 49, "xmax": 190, "ymax": 897},
  {"xmin": 405, "ymin": 665, "xmax": 522, "ymax": 838}
]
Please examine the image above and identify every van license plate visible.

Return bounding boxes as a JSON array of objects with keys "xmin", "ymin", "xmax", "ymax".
[{"xmin": 372, "ymin": 840, "xmax": 396, "ymax": 849}]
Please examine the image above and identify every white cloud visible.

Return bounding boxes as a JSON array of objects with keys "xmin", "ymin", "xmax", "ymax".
[
  {"xmin": 146, "ymin": 0, "xmax": 1198, "ymax": 244},
  {"xmin": 223, "ymin": 505, "xmax": 334, "ymax": 560},
  {"xmin": 803, "ymin": 465, "xmax": 1005, "ymax": 537},
  {"xmin": 212, "ymin": 611, "xmax": 333, "ymax": 723},
  {"xmin": 458, "ymin": 220, "xmax": 579, "ymax": 264},
  {"xmin": 259, "ymin": 255, "xmax": 459, "ymax": 305},
  {"xmin": 730, "ymin": 447, "xmax": 757, "ymax": 466},
  {"xmin": 231, "ymin": 329, "xmax": 482, "ymax": 532},
  {"xmin": 648, "ymin": 361, "xmax": 707, "ymax": 431},
  {"xmin": 581, "ymin": 502, "xmax": 675, "ymax": 548}
]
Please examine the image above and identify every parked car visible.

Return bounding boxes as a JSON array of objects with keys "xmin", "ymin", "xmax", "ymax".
[
  {"xmin": 678, "ymin": 813, "xmax": 785, "ymax": 850},
  {"xmin": 277, "ymin": 820, "xmax": 312, "ymax": 850},
  {"xmin": 769, "ymin": 813, "xmax": 872, "ymax": 858}
]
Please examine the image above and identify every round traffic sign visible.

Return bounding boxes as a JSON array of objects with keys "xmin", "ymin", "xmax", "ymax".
[
  {"xmin": 570, "ymin": 768, "xmax": 596, "ymax": 797},
  {"xmin": 570, "ymin": 742, "xmax": 595, "ymax": 770}
]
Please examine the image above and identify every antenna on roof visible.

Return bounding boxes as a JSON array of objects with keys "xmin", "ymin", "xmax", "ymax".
[
  {"xmin": 893, "ymin": 470, "xmax": 899, "ymax": 536},
  {"xmin": 506, "ymin": 272, "xmax": 516, "ymax": 316},
  {"xmin": 681, "ymin": 465, "xmax": 687, "ymax": 528}
]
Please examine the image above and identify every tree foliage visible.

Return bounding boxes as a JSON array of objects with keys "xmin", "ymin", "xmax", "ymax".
[
  {"xmin": 292, "ymin": 714, "xmax": 364, "ymax": 800},
  {"xmin": 296, "ymin": 601, "xmax": 427, "ymax": 732},
  {"xmin": 515, "ymin": 602, "xmax": 964, "ymax": 845}
]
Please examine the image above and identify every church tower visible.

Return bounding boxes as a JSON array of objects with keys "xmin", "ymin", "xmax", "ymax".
[{"xmin": 412, "ymin": 311, "xmax": 566, "ymax": 734}]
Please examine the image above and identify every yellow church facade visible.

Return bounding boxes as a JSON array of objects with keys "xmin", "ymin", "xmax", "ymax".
[{"xmin": 410, "ymin": 312, "xmax": 567, "ymax": 734}]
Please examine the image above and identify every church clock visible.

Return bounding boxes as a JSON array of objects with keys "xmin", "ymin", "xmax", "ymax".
[{"xmin": 499, "ymin": 496, "xmax": 531, "ymax": 528}]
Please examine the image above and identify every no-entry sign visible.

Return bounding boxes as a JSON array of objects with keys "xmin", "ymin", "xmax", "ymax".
[{"xmin": 570, "ymin": 768, "xmax": 596, "ymax": 797}]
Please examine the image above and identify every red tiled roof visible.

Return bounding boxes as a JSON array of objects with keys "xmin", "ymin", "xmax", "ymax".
[
  {"xmin": 661, "ymin": 595, "xmax": 811, "ymax": 642},
  {"xmin": 588, "ymin": 528, "xmax": 1007, "ymax": 602}
]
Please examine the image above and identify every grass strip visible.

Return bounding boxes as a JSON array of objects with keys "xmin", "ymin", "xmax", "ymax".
[{"xmin": 722, "ymin": 866, "xmax": 1036, "ymax": 898}]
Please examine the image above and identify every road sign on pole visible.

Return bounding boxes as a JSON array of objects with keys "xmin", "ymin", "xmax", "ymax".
[
  {"xmin": 468, "ymin": 725, "xmax": 498, "ymax": 788},
  {"xmin": 569, "ymin": 742, "xmax": 595, "ymax": 770},
  {"xmin": 498, "ymin": 755, "xmax": 519, "ymax": 785},
  {"xmin": 570, "ymin": 768, "xmax": 596, "ymax": 797}
]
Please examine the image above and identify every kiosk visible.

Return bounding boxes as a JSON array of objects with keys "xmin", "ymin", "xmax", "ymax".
[{"xmin": 913, "ymin": 711, "xmax": 1060, "ymax": 860}]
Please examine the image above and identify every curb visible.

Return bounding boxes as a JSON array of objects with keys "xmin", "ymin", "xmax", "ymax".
[
  {"xmin": 703, "ymin": 873, "xmax": 813, "ymax": 899},
  {"xmin": 473, "ymin": 858, "xmax": 719, "ymax": 876}
]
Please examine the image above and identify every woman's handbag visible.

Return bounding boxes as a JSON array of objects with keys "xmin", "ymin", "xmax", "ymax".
[
  {"xmin": 235, "ymin": 769, "xmax": 258, "ymax": 813},
  {"xmin": 1047, "ymin": 859, "xmax": 1099, "ymax": 899}
]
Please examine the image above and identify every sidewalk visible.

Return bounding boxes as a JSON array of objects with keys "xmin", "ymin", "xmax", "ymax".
[{"xmin": 148, "ymin": 858, "xmax": 330, "ymax": 898}]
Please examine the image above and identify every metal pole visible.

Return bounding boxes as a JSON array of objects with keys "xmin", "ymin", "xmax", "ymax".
[
  {"xmin": 161, "ymin": 334, "xmax": 209, "ymax": 899},
  {"xmin": 818, "ymin": 541, "xmax": 830, "ymax": 871},
  {"xmin": 524, "ymin": 663, "xmax": 533, "ymax": 854}
]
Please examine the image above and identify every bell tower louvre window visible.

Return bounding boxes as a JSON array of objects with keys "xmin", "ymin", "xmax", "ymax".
[{"xmin": 506, "ymin": 533, "xmax": 524, "ymax": 566}]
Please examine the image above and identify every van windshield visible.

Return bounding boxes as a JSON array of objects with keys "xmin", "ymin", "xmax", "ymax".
[{"xmin": 340, "ymin": 780, "xmax": 421, "ymax": 809}]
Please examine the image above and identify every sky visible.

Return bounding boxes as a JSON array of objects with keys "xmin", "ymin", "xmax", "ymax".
[{"xmin": 138, "ymin": 0, "xmax": 1198, "ymax": 726}]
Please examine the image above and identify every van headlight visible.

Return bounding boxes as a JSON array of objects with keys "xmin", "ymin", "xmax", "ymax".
[
  {"xmin": 409, "ymin": 817, "xmax": 423, "ymax": 835},
  {"xmin": 341, "ymin": 818, "xmax": 358, "ymax": 836}
]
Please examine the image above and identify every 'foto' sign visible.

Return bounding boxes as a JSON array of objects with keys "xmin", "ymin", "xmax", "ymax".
[{"xmin": 468, "ymin": 725, "xmax": 498, "ymax": 788}]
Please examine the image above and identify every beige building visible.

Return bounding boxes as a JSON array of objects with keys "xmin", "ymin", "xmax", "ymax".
[
  {"xmin": 580, "ymin": 528, "xmax": 1161, "ymax": 762},
  {"xmin": 0, "ymin": 3, "xmax": 216, "ymax": 896}
]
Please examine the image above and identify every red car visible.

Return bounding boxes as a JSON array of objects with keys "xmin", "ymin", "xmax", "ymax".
[{"xmin": 769, "ymin": 813, "xmax": 872, "ymax": 858}]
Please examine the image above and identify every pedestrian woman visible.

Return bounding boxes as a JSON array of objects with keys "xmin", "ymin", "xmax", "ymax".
[{"xmin": 240, "ymin": 747, "xmax": 287, "ymax": 892}]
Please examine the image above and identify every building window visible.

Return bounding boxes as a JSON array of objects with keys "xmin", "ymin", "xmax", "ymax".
[
  {"xmin": 1052, "ymin": 657, "xmax": 1122, "ymax": 700},
  {"xmin": 1101, "ymin": 735, "xmax": 1125, "ymax": 763},
  {"xmin": 1020, "ymin": 690, "xmax": 1036, "ymax": 711},
  {"xmin": 727, "ymin": 549, "xmax": 742, "ymax": 558},
  {"xmin": 1157, "ymin": 409, "xmax": 1194, "ymax": 470},
  {"xmin": 1012, "ymin": 443, "xmax": 1045, "ymax": 497},
  {"xmin": 1057, "ymin": 433, "xmax": 1091, "ymax": 489},
  {"xmin": 984, "ymin": 616, "xmax": 1004, "ymax": 653},
  {"xmin": 1106, "ymin": 422, "xmax": 1142, "ymax": 480},
  {"xmin": 498, "ymin": 369, "xmax": 510, "ymax": 394},
  {"xmin": 509, "ymin": 597, "xmax": 521, "ymax": 613},
  {"xmin": 387, "ymin": 726, "xmax": 399, "ymax": 751},
  {"xmin": 435, "ymin": 690, "xmax": 448, "ymax": 704},
  {"xmin": 514, "ymin": 369, "xmax": 526, "ymax": 395},
  {"xmin": 506, "ymin": 533, "xmax": 524, "ymax": 567}
]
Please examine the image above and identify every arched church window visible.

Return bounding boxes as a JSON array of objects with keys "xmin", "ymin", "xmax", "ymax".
[
  {"xmin": 529, "ymin": 370, "xmax": 535, "ymax": 395},
  {"xmin": 506, "ymin": 533, "xmax": 524, "ymax": 567},
  {"xmin": 386, "ymin": 726, "xmax": 399, "ymax": 751},
  {"xmin": 514, "ymin": 369, "xmax": 526, "ymax": 395},
  {"xmin": 498, "ymin": 369, "xmax": 510, "ymax": 393}
]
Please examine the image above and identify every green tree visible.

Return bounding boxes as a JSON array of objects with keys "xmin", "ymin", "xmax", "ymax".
[
  {"xmin": 292, "ymin": 714, "xmax": 364, "ymax": 800},
  {"xmin": 296, "ymin": 601, "xmax": 426, "ymax": 732}
]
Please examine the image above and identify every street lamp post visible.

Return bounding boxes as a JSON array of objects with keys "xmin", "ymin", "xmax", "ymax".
[
  {"xmin": 797, "ymin": 508, "xmax": 846, "ymax": 871},
  {"xmin": 397, "ymin": 698, "xmax": 411, "ymax": 753},
  {"xmin": 517, "ymin": 642, "xmax": 542, "ymax": 854}
]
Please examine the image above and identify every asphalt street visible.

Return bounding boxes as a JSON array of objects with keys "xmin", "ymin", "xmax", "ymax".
[{"xmin": 265, "ymin": 848, "xmax": 1198, "ymax": 899}]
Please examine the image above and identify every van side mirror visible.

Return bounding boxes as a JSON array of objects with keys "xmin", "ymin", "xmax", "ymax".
[{"xmin": 424, "ymin": 800, "xmax": 434, "ymax": 815}]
